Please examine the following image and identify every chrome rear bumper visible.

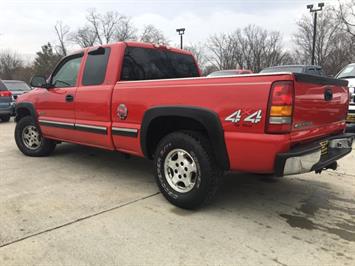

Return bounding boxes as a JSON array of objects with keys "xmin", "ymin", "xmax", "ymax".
[{"xmin": 275, "ymin": 133, "xmax": 354, "ymax": 177}]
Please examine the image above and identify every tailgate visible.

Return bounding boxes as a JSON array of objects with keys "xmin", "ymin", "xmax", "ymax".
[{"xmin": 291, "ymin": 73, "xmax": 349, "ymax": 143}]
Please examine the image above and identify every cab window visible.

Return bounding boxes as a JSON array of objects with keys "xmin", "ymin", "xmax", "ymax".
[
  {"xmin": 82, "ymin": 47, "xmax": 111, "ymax": 86},
  {"xmin": 52, "ymin": 54, "xmax": 83, "ymax": 88},
  {"xmin": 121, "ymin": 47, "xmax": 199, "ymax": 81}
]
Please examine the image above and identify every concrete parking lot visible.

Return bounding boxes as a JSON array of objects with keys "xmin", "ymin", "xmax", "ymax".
[{"xmin": 1, "ymin": 120, "xmax": 355, "ymax": 265}]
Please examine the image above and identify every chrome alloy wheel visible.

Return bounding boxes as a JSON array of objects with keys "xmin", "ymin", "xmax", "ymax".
[
  {"xmin": 22, "ymin": 125, "xmax": 42, "ymax": 150},
  {"xmin": 164, "ymin": 149, "xmax": 198, "ymax": 193}
]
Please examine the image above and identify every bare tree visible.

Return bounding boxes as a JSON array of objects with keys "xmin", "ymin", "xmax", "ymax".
[
  {"xmin": 207, "ymin": 25, "xmax": 289, "ymax": 72},
  {"xmin": 207, "ymin": 33, "xmax": 238, "ymax": 70},
  {"xmin": 185, "ymin": 43, "xmax": 208, "ymax": 72},
  {"xmin": 237, "ymin": 25, "xmax": 291, "ymax": 72},
  {"xmin": 54, "ymin": 21, "xmax": 70, "ymax": 56},
  {"xmin": 293, "ymin": 8, "xmax": 353, "ymax": 75},
  {"xmin": 70, "ymin": 9, "xmax": 137, "ymax": 47},
  {"xmin": 263, "ymin": 31, "xmax": 294, "ymax": 67},
  {"xmin": 294, "ymin": 9, "xmax": 339, "ymax": 66},
  {"xmin": 85, "ymin": 9, "xmax": 137, "ymax": 45},
  {"xmin": 114, "ymin": 16, "xmax": 137, "ymax": 41},
  {"xmin": 140, "ymin": 24, "xmax": 169, "ymax": 44},
  {"xmin": 86, "ymin": 9, "xmax": 104, "ymax": 44},
  {"xmin": 323, "ymin": 31, "xmax": 355, "ymax": 75},
  {"xmin": 70, "ymin": 25, "xmax": 98, "ymax": 48},
  {"xmin": 0, "ymin": 51, "xmax": 23, "ymax": 79},
  {"xmin": 101, "ymin": 11, "xmax": 121, "ymax": 43},
  {"xmin": 337, "ymin": 0, "xmax": 355, "ymax": 37}
]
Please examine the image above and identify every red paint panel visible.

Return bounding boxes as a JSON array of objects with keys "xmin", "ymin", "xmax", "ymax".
[
  {"xmin": 111, "ymin": 121, "xmax": 142, "ymax": 155},
  {"xmin": 225, "ymin": 131, "xmax": 290, "ymax": 173}
]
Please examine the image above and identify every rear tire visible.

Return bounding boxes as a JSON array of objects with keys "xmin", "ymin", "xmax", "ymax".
[
  {"xmin": 1, "ymin": 115, "xmax": 10, "ymax": 122},
  {"xmin": 154, "ymin": 131, "xmax": 223, "ymax": 209},
  {"xmin": 15, "ymin": 116, "xmax": 56, "ymax": 156}
]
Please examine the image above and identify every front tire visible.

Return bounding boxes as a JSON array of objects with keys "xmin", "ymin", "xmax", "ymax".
[
  {"xmin": 154, "ymin": 131, "xmax": 223, "ymax": 209},
  {"xmin": 15, "ymin": 116, "xmax": 56, "ymax": 156}
]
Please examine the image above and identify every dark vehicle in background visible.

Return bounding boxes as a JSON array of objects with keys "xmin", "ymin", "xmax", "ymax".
[
  {"xmin": 0, "ymin": 80, "xmax": 14, "ymax": 122},
  {"xmin": 207, "ymin": 69, "xmax": 253, "ymax": 77},
  {"xmin": 0, "ymin": 80, "xmax": 31, "ymax": 122},
  {"xmin": 260, "ymin": 65, "xmax": 326, "ymax": 77},
  {"xmin": 336, "ymin": 63, "xmax": 355, "ymax": 124}
]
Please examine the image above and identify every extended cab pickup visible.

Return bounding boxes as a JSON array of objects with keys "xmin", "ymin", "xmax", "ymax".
[{"xmin": 15, "ymin": 42, "xmax": 354, "ymax": 209}]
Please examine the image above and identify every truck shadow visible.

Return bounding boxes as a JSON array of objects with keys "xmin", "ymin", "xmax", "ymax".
[
  {"xmin": 53, "ymin": 143, "xmax": 353, "ymax": 214},
  {"xmin": 53, "ymin": 143, "xmax": 355, "ymax": 243}
]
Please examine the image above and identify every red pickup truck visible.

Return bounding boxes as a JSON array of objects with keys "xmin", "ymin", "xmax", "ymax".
[{"xmin": 15, "ymin": 42, "xmax": 354, "ymax": 209}]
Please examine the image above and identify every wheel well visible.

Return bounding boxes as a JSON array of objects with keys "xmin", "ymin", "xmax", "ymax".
[
  {"xmin": 145, "ymin": 116, "xmax": 208, "ymax": 159},
  {"xmin": 141, "ymin": 106, "xmax": 230, "ymax": 170},
  {"xmin": 15, "ymin": 107, "xmax": 31, "ymax": 122}
]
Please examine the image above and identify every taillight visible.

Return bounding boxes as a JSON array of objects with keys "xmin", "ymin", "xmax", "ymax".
[
  {"xmin": 266, "ymin": 81, "xmax": 294, "ymax": 134},
  {"xmin": 0, "ymin": 90, "xmax": 12, "ymax": 97}
]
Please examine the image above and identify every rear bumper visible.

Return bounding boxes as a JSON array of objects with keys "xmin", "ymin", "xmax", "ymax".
[{"xmin": 275, "ymin": 133, "xmax": 354, "ymax": 177}]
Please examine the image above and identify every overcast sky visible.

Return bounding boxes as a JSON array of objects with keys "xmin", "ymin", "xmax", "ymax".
[{"xmin": 0, "ymin": 0, "xmax": 340, "ymax": 60}]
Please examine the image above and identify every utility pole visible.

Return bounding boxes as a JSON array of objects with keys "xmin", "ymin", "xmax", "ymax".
[
  {"xmin": 307, "ymin": 3, "xmax": 324, "ymax": 65},
  {"xmin": 176, "ymin": 28, "xmax": 185, "ymax": 49}
]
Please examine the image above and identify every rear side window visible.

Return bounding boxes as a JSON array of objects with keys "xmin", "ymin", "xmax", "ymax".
[
  {"xmin": 121, "ymin": 47, "xmax": 199, "ymax": 81},
  {"xmin": 82, "ymin": 47, "xmax": 111, "ymax": 86}
]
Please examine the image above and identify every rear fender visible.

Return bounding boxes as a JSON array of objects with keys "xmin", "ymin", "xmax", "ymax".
[{"xmin": 141, "ymin": 106, "xmax": 230, "ymax": 170}]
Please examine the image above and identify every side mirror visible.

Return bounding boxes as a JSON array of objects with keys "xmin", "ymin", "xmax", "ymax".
[{"xmin": 30, "ymin": 76, "xmax": 49, "ymax": 88}]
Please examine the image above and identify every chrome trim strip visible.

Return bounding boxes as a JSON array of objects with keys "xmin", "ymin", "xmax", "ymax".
[
  {"xmin": 111, "ymin": 127, "xmax": 138, "ymax": 137},
  {"xmin": 38, "ymin": 119, "xmax": 107, "ymax": 134},
  {"xmin": 38, "ymin": 119, "xmax": 74, "ymax": 127},
  {"xmin": 75, "ymin": 123, "xmax": 107, "ymax": 131},
  {"xmin": 39, "ymin": 120, "xmax": 137, "ymax": 137},
  {"xmin": 112, "ymin": 127, "xmax": 138, "ymax": 133}
]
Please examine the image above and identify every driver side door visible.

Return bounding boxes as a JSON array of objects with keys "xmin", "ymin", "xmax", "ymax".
[{"xmin": 37, "ymin": 53, "xmax": 84, "ymax": 141}]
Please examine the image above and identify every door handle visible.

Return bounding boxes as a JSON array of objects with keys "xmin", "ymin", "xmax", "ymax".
[{"xmin": 65, "ymin": 94, "xmax": 74, "ymax": 102}]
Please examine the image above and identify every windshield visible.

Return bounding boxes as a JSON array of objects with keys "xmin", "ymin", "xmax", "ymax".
[
  {"xmin": 260, "ymin": 67, "xmax": 304, "ymax": 74},
  {"xmin": 3, "ymin": 81, "xmax": 31, "ymax": 91},
  {"xmin": 336, "ymin": 65, "xmax": 355, "ymax": 79}
]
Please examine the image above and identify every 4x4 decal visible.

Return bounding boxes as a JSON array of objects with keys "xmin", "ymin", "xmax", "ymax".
[{"xmin": 225, "ymin": 109, "xmax": 262, "ymax": 124}]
